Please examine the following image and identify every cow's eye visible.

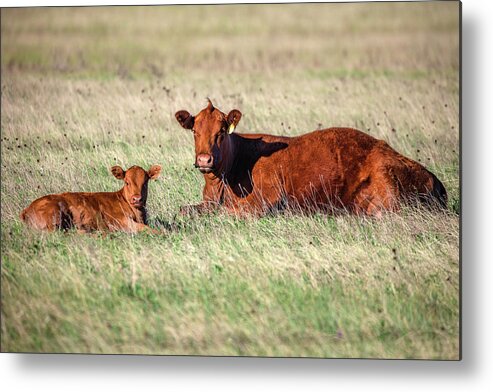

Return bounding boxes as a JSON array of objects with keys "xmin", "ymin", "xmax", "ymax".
[{"xmin": 125, "ymin": 181, "xmax": 129, "ymax": 186}]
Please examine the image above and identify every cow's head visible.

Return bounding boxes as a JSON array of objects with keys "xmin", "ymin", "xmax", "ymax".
[
  {"xmin": 175, "ymin": 99, "xmax": 242, "ymax": 174},
  {"xmin": 111, "ymin": 165, "xmax": 161, "ymax": 208}
]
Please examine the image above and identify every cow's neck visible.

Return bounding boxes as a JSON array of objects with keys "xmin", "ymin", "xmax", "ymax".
[
  {"xmin": 202, "ymin": 172, "xmax": 226, "ymax": 203},
  {"xmin": 218, "ymin": 132, "xmax": 238, "ymax": 177},
  {"xmin": 201, "ymin": 133, "xmax": 240, "ymax": 202}
]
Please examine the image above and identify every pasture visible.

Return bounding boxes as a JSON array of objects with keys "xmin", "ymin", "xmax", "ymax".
[{"xmin": 0, "ymin": 3, "xmax": 460, "ymax": 358}]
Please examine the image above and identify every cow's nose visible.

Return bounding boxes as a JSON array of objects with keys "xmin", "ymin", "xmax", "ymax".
[
  {"xmin": 196, "ymin": 154, "xmax": 213, "ymax": 167},
  {"xmin": 131, "ymin": 195, "xmax": 142, "ymax": 204}
]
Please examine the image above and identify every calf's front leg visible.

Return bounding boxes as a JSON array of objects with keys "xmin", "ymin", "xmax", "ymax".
[
  {"xmin": 132, "ymin": 222, "xmax": 160, "ymax": 235},
  {"xmin": 179, "ymin": 201, "xmax": 219, "ymax": 217}
]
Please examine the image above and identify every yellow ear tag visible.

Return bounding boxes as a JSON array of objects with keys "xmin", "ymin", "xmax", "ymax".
[{"xmin": 228, "ymin": 124, "xmax": 235, "ymax": 134}]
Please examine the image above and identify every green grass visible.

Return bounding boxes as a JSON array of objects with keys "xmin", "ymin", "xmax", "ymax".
[{"xmin": 1, "ymin": 3, "xmax": 459, "ymax": 358}]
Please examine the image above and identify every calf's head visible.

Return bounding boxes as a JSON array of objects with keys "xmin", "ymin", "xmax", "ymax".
[
  {"xmin": 111, "ymin": 165, "xmax": 161, "ymax": 208},
  {"xmin": 175, "ymin": 99, "xmax": 242, "ymax": 174}
]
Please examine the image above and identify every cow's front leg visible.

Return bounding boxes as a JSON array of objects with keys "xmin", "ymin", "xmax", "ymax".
[
  {"xmin": 223, "ymin": 198, "xmax": 273, "ymax": 218},
  {"xmin": 221, "ymin": 184, "xmax": 284, "ymax": 218},
  {"xmin": 180, "ymin": 180, "xmax": 223, "ymax": 217}
]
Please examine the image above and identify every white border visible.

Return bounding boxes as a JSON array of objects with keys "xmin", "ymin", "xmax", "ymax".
[{"xmin": 2, "ymin": 0, "xmax": 493, "ymax": 391}]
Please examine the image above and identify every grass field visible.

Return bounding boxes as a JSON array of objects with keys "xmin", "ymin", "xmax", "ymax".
[{"xmin": 0, "ymin": 3, "xmax": 460, "ymax": 358}]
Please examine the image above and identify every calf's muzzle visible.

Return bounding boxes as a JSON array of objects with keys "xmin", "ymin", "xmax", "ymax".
[{"xmin": 131, "ymin": 195, "xmax": 142, "ymax": 206}]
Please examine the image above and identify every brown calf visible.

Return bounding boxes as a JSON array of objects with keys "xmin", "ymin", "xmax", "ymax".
[
  {"xmin": 20, "ymin": 165, "xmax": 162, "ymax": 233},
  {"xmin": 175, "ymin": 100, "xmax": 447, "ymax": 217}
]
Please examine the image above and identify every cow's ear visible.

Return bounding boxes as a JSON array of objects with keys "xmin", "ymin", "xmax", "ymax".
[
  {"xmin": 111, "ymin": 166, "xmax": 125, "ymax": 180},
  {"xmin": 175, "ymin": 110, "xmax": 194, "ymax": 130},
  {"xmin": 226, "ymin": 109, "xmax": 242, "ymax": 133},
  {"xmin": 148, "ymin": 165, "xmax": 162, "ymax": 180}
]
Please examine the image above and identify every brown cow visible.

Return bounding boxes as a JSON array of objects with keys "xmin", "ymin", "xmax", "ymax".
[
  {"xmin": 20, "ymin": 165, "xmax": 162, "ymax": 233},
  {"xmin": 175, "ymin": 100, "xmax": 447, "ymax": 217}
]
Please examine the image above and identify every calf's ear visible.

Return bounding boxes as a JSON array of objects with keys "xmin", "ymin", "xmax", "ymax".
[
  {"xmin": 148, "ymin": 165, "xmax": 162, "ymax": 180},
  {"xmin": 226, "ymin": 109, "xmax": 242, "ymax": 133},
  {"xmin": 175, "ymin": 110, "xmax": 194, "ymax": 130},
  {"xmin": 111, "ymin": 166, "xmax": 125, "ymax": 180}
]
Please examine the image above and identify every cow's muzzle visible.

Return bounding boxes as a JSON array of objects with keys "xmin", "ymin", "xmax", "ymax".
[{"xmin": 195, "ymin": 154, "xmax": 214, "ymax": 173}]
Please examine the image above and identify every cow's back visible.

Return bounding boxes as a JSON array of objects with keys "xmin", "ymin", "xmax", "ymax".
[
  {"xmin": 233, "ymin": 127, "xmax": 445, "ymax": 213},
  {"xmin": 235, "ymin": 128, "xmax": 378, "ymax": 204},
  {"xmin": 238, "ymin": 127, "xmax": 379, "ymax": 173}
]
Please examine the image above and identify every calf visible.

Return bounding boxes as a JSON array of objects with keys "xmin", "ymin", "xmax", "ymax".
[
  {"xmin": 20, "ymin": 165, "xmax": 162, "ymax": 233},
  {"xmin": 175, "ymin": 100, "xmax": 447, "ymax": 217}
]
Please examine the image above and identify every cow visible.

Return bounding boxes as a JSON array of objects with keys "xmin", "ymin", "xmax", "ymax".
[
  {"xmin": 174, "ymin": 99, "xmax": 447, "ymax": 217},
  {"xmin": 20, "ymin": 165, "xmax": 162, "ymax": 233}
]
